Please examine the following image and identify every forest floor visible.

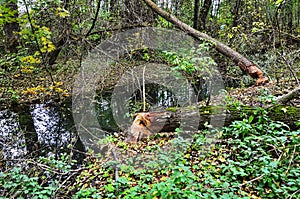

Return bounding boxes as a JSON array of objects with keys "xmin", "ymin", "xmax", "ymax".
[{"xmin": 226, "ymin": 79, "xmax": 300, "ymax": 107}]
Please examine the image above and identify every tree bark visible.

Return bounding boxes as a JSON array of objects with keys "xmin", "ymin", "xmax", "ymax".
[
  {"xmin": 145, "ymin": 104, "xmax": 300, "ymax": 132},
  {"xmin": 198, "ymin": 0, "xmax": 212, "ymax": 31},
  {"xmin": 3, "ymin": 0, "xmax": 20, "ymax": 53},
  {"xmin": 48, "ymin": 0, "xmax": 71, "ymax": 65},
  {"xmin": 193, "ymin": 0, "xmax": 200, "ymax": 29},
  {"xmin": 276, "ymin": 86, "xmax": 300, "ymax": 104},
  {"xmin": 232, "ymin": 0, "xmax": 241, "ymax": 27},
  {"xmin": 123, "ymin": 0, "xmax": 156, "ymax": 24},
  {"xmin": 143, "ymin": 0, "xmax": 268, "ymax": 85}
]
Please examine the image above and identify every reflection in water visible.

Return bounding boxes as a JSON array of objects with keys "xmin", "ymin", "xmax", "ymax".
[
  {"xmin": 95, "ymin": 96, "xmax": 120, "ymax": 132},
  {"xmin": 30, "ymin": 104, "xmax": 72, "ymax": 147},
  {"xmin": 156, "ymin": 89, "xmax": 177, "ymax": 108},
  {"xmin": 128, "ymin": 83, "xmax": 179, "ymax": 112},
  {"xmin": 0, "ymin": 103, "xmax": 84, "ymax": 168},
  {"xmin": 0, "ymin": 82, "xmax": 209, "ymax": 162},
  {"xmin": 95, "ymin": 84, "xmax": 179, "ymax": 134},
  {"xmin": 0, "ymin": 110, "xmax": 27, "ymax": 166}
]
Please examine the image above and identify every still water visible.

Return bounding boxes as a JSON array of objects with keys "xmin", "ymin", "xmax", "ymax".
[
  {"xmin": 0, "ymin": 84, "xmax": 179, "ymax": 166},
  {"xmin": 0, "ymin": 102, "xmax": 85, "ymax": 166}
]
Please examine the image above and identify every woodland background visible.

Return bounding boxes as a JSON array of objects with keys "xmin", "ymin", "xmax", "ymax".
[{"xmin": 0, "ymin": 0, "xmax": 300, "ymax": 198}]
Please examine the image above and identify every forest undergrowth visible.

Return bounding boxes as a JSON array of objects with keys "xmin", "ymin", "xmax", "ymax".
[{"xmin": 0, "ymin": 106, "xmax": 299, "ymax": 199}]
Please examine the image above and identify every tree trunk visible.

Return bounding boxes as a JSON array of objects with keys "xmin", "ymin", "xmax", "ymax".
[
  {"xmin": 123, "ymin": 0, "xmax": 156, "ymax": 25},
  {"xmin": 193, "ymin": 0, "xmax": 200, "ymax": 29},
  {"xmin": 48, "ymin": 0, "xmax": 70, "ymax": 65},
  {"xmin": 3, "ymin": 0, "xmax": 20, "ymax": 53},
  {"xmin": 198, "ymin": 0, "xmax": 212, "ymax": 31},
  {"xmin": 146, "ymin": 105, "xmax": 300, "ymax": 132},
  {"xmin": 143, "ymin": 0, "xmax": 268, "ymax": 85},
  {"xmin": 276, "ymin": 86, "xmax": 300, "ymax": 104},
  {"xmin": 232, "ymin": 0, "xmax": 241, "ymax": 27}
]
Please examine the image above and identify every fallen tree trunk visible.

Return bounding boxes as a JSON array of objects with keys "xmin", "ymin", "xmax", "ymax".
[
  {"xmin": 149, "ymin": 105, "xmax": 300, "ymax": 132},
  {"xmin": 276, "ymin": 86, "xmax": 300, "ymax": 104},
  {"xmin": 143, "ymin": 0, "xmax": 268, "ymax": 85}
]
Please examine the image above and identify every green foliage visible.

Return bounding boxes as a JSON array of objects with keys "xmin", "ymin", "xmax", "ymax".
[
  {"xmin": 38, "ymin": 153, "xmax": 74, "ymax": 173},
  {"xmin": 0, "ymin": 167, "xmax": 57, "ymax": 198},
  {"xmin": 73, "ymin": 187, "xmax": 101, "ymax": 199},
  {"xmin": 1, "ymin": 0, "xmax": 299, "ymax": 198},
  {"xmin": 111, "ymin": 108, "xmax": 299, "ymax": 198},
  {"xmin": 7, "ymin": 87, "xmax": 20, "ymax": 102},
  {"xmin": 126, "ymin": 98, "xmax": 150, "ymax": 114},
  {"xmin": 0, "ymin": 4, "xmax": 18, "ymax": 25},
  {"xmin": 80, "ymin": 107, "xmax": 298, "ymax": 198},
  {"xmin": 120, "ymin": 165, "xmax": 201, "ymax": 199},
  {"xmin": 162, "ymin": 42, "xmax": 217, "ymax": 76},
  {"xmin": 1, "ymin": 106, "xmax": 299, "ymax": 198},
  {"xmin": 221, "ymin": 109, "xmax": 300, "ymax": 198},
  {"xmin": 156, "ymin": 16, "xmax": 173, "ymax": 28},
  {"xmin": 215, "ymin": 2, "xmax": 234, "ymax": 37},
  {"xmin": 258, "ymin": 90, "xmax": 277, "ymax": 104},
  {"xmin": 0, "ymin": 152, "xmax": 81, "ymax": 198}
]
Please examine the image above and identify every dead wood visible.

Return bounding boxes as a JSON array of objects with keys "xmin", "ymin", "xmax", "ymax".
[{"xmin": 143, "ymin": 0, "xmax": 268, "ymax": 85}]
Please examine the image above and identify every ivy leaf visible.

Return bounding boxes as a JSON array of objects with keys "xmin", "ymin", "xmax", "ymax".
[
  {"xmin": 275, "ymin": 0, "xmax": 285, "ymax": 6},
  {"xmin": 248, "ymin": 115, "xmax": 254, "ymax": 123},
  {"xmin": 56, "ymin": 7, "xmax": 70, "ymax": 18},
  {"xmin": 105, "ymin": 184, "xmax": 115, "ymax": 192}
]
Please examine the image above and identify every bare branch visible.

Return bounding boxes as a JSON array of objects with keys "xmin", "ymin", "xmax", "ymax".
[{"xmin": 276, "ymin": 86, "xmax": 300, "ymax": 104}]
